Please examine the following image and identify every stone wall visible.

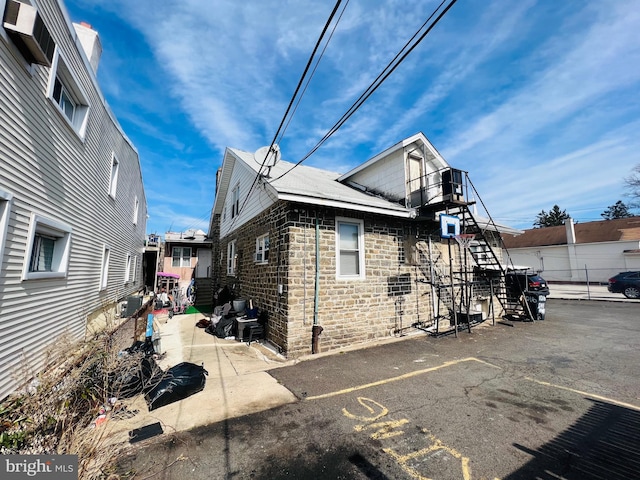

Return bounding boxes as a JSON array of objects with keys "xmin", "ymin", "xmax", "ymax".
[{"xmin": 215, "ymin": 201, "xmax": 489, "ymax": 358}]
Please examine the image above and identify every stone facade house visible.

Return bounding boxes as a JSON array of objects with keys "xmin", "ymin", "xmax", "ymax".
[{"xmin": 209, "ymin": 133, "xmax": 520, "ymax": 357}]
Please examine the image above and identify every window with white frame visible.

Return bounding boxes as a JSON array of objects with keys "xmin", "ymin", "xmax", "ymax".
[
  {"xmin": 0, "ymin": 189, "xmax": 13, "ymax": 276},
  {"xmin": 227, "ymin": 239, "xmax": 237, "ymax": 275},
  {"xmin": 172, "ymin": 246, "xmax": 191, "ymax": 267},
  {"xmin": 133, "ymin": 196, "xmax": 139, "ymax": 225},
  {"xmin": 231, "ymin": 185, "xmax": 240, "ymax": 218},
  {"xmin": 47, "ymin": 49, "xmax": 90, "ymax": 139},
  {"xmin": 108, "ymin": 153, "xmax": 119, "ymax": 198},
  {"xmin": 132, "ymin": 256, "xmax": 137, "ymax": 282},
  {"xmin": 255, "ymin": 233, "xmax": 269, "ymax": 263},
  {"xmin": 100, "ymin": 245, "xmax": 110, "ymax": 290},
  {"xmin": 335, "ymin": 217, "xmax": 365, "ymax": 279},
  {"xmin": 22, "ymin": 214, "xmax": 72, "ymax": 280},
  {"xmin": 125, "ymin": 253, "xmax": 131, "ymax": 283}
]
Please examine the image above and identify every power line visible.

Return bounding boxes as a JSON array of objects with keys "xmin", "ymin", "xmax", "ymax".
[
  {"xmin": 272, "ymin": 0, "xmax": 458, "ymax": 182},
  {"xmin": 230, "ymin": 0, "xmax": 346, "ymax": 228}
]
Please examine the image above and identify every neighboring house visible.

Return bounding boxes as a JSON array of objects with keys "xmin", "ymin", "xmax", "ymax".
[
  {"xmin": 162, "ymin": 229, "xmax": 213, "ymax": 303},
  {"xmin": 0, "ymin": 0, "xmax": 147, "ymax": 400},
  {"xmin": 209, "ymin": 133, "xmax": 521, "ymax": 358},
  {"xmin": 502, "ymin": 217, "xmax": 640, "ymax": 283}
]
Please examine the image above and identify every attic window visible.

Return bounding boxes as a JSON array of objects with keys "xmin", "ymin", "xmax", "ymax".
[{"xmin": 231, "ymin": 185, "xmax": 240, "ymax": 218}]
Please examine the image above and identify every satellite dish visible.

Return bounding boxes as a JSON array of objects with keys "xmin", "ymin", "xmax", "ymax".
[{"xmin": 254, "ymin": 144, "xmax": 281, "ymax": 168}]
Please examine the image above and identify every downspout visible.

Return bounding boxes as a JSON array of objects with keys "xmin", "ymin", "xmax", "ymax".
[{"xmin": 312, "ymin": 212, "xmax": 323, "ymax": 353}]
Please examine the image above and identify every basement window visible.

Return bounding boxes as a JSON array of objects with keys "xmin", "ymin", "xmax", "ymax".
[{"xmin": 22, "ymin": 213, "xmax": 72, "ymax": 280}]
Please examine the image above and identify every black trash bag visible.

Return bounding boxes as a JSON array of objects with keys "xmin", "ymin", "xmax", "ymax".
[
  {"xmin": 124, "ymin": 339, "xmax": 155, "ymax": 357},
  {"xmin": 214, "ymin": 317, "xmax": 235, "ymax": 338},
  {"xmin": 109, "ymin": 355, "xmax": 164, "ymax": 399},
  {"xmin": 144, "ymin": 362, "xmax": 208, "ymax": 411}
]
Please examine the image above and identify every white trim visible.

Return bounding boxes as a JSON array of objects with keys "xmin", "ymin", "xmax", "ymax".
[
  {"xmin": 133, "ymin": 195, "xmax": 139, "ymax": 225},
  {"xmin": 278, "ymin": 193, "xmax": 416, "ymax": 218},
  {"xmin": 254, "ymin": 233, "xmax": 269, "ymax": 263},
  {"xmin": 100, "ymin": 244, "xmax": 110, "ymax": 290},
  {"xmin": 172, "ymin": 246, "xmax": 191, "ymax": 268},
  {"xmin": 0, "ymin": 188, "xmax": 13, "ymax": 275},
  {"xmin": 22, "ymin": 213, "xmax": 72, "ymax": 280},
  {"xmin": 335, "ymin": 216, "xmax": 365, "ymax": 280},
  {"xmin": 108, "ymin": 152, "xmax": 119, "ymax": 198},
  {"xmin": 125, "ymin": 253, "xmax": 131, "ymax": 283},
  {"xmin": 46, "ymin": 47, "xmax": 90, "ymax": 140},
  {"xmin": 227, "ymin": 239, "xmax": 237, "ymax": 275}
]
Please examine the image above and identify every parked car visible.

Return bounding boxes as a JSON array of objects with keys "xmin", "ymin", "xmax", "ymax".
[
  {"xmin": 607, "ymin": 271, "xmax": 640, "ymax": 299},
  {"xmin": 505, "ymin": 271, "xmax": 550, "ymax": 296}
]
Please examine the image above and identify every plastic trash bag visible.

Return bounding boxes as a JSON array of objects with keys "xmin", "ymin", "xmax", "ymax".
[{"xmin": 144, "ymin": 362, "xmax": 208, "ymax": 411}]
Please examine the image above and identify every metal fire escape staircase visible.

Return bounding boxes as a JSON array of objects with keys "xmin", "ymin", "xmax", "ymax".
[{"xmin": 415, "ymin": 168, "xmax": 535, "ymax": 329}]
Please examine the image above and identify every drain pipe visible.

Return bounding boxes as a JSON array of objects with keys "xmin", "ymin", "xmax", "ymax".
[{"xmin": 312, "ymin": 212, "xmax": 323, "ymax": 353}]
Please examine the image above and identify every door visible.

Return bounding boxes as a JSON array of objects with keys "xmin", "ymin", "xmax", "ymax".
[{"xmin": 196, "ymin": 248, "xmax": 212, "ymax": 278}]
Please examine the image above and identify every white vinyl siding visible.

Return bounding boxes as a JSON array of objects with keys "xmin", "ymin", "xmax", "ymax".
[
  {"xmin": 336, "ymin": 217, "xmax": 365, "ymax": 280},
  {"xmin": 0, "ymin": 0, "xmax": 148, "ymax": 400}
]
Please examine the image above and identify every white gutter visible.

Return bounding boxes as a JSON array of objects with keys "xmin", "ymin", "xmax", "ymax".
[{"xmin": 277, "ymin": 193, "xmax": 416, "ymax": 219}]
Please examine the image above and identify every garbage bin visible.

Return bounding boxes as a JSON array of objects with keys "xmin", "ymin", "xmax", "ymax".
[{"xmin": 524, "ymin": 292, "xmax": 547, "ymax": 320}]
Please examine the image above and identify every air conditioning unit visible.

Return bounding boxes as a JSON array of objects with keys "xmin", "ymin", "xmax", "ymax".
[{"xmin": 3, "ymin": 0, "xmax": 55, "ymax": 66}]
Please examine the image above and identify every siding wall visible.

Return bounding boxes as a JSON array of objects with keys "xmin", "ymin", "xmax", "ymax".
[
  {"xmin": 347, "ymin": 150, "xmax": 406, "ymax": 202},
  {"xmin": 219, "ymin": 156, "xmax": 277, "ymax": 238},
  {"xmin": 0, "ymin": 0, "xmax": 147, "ymax": 400}
]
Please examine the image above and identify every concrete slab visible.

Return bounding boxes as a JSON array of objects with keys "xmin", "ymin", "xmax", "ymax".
[{"xmin": 101, "ymin": 313, "xmax": 297, "ymax": 446}]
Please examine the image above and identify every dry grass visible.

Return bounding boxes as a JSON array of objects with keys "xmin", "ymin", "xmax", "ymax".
[{"xmin": 0, "ymin": 306, "xmax": 157, "ymax": 479}]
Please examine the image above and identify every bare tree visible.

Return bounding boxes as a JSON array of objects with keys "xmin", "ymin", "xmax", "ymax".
[{"xmin": 624, "ymin": 164, "xmax": 640, "ymax": 208}]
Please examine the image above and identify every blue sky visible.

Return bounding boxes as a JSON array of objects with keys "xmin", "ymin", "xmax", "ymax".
[{"xmin": 64, "ymin": 0, "xmax": 640, "ymax": 235}]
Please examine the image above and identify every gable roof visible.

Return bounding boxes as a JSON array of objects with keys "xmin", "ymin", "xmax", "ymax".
[
  {"xmin": 338, "ymin": 132, "xmax": 448, "ymax": 181},
  {"xmin": 502, "ymin": 217, "xmax": 640, "ymax": 248},
  {"xmin": 220, "ymin": 148, "xmax": 416, "ymax": 218}
]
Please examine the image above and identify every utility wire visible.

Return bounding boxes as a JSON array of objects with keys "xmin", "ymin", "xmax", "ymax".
[
  {"xmin": 272, "ymin": 0, "xmax": 458, "ymax": 182},
  {"xmin": 230, "ymin": 0, "xmax": 345, "ymax": 228}
]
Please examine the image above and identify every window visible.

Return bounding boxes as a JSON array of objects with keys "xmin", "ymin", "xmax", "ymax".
[
  {"xmin": 133, "ymin": 196, "xmax": 139, "ymax": 225},
  {"xmin": 22, "ymin": 214, "xmax": 72, "ymax": 280},
  {"xmin": 132, "ymin": 256, "xmax": 137, "ymax": 282},
  {"xmin": 336, "ymin": 217, "xmax": 365, "ymax": 279},
  {"xmin": 125, "ymin": 253, "xmax": 131, "ymax": 283},
  {"xmin": 47, "ymin": 49, "xmax": 90, "ymax": 138},
  {"xmin": 227, "ymin": 240, "xmax": 237, "ymax": 275},
  {"xmin": 100, "ymin": 245, "xmax": 110, "ymax": 290},
  {"xmin": 108, "ymin": 153, "xmax": 119, "ymax": 198},
  {"xmin": 255, "ymin": 233, "xmax": 269, "ymax": 263},
  {"xmin": 0, "ymin": 189, "xmax": 12, "ymax": 276},
  {"xmin": 172, "ymin": 247, "xmax": 191, "ymax": 268},
  {"xmin": 231, "ymin": 185, "xmax": 240, "ymax": 218}
]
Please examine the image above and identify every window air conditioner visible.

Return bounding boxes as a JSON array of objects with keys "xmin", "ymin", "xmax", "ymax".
[{"xmin": 3, "ymin": 0, "xmax": 55, "ymax": 66}]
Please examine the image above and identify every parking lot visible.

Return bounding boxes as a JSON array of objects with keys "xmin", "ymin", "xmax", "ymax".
[{"xmin": 116, "ymin": 299, "xmax": 640, "ymax": 479}]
